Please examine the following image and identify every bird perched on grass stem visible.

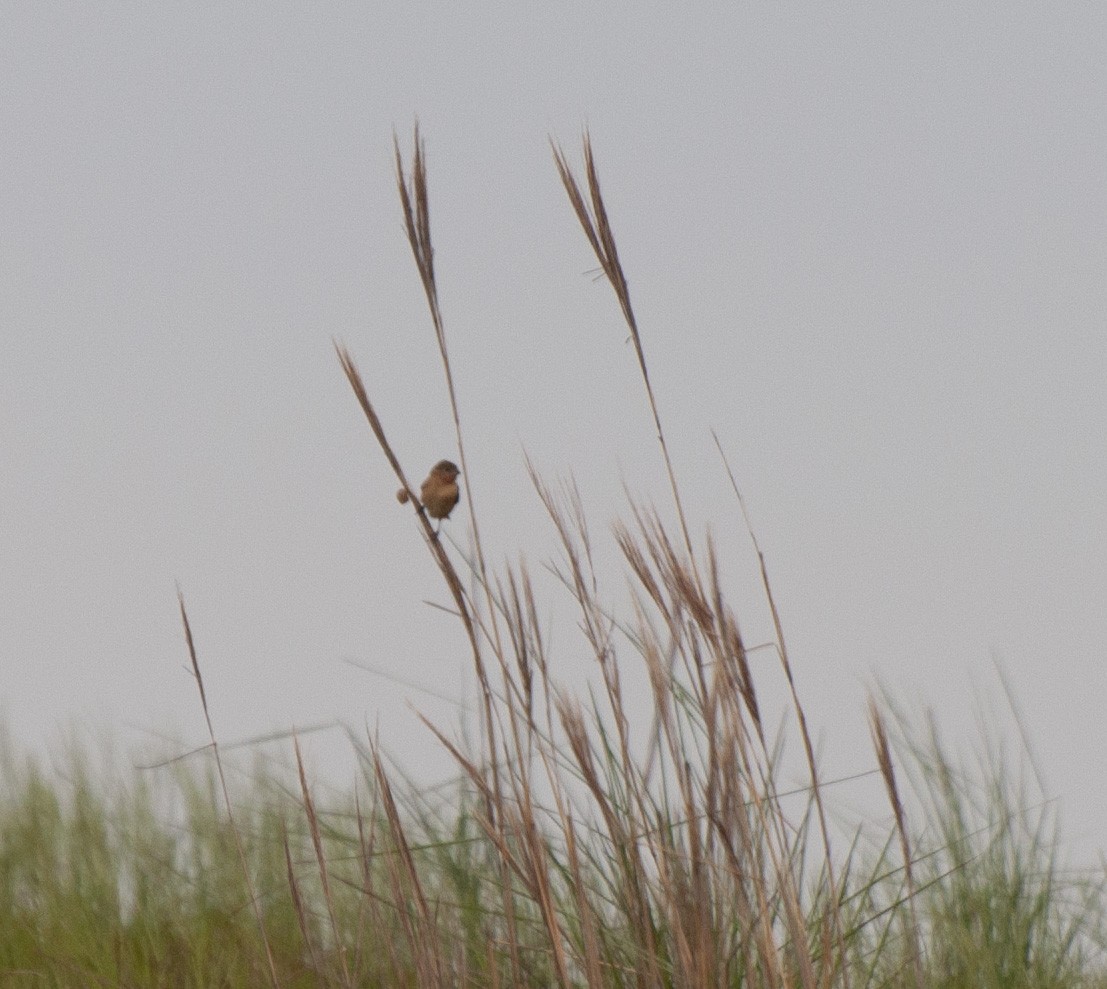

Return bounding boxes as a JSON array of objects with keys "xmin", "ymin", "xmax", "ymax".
[{"xmin": 397, "ymin": 460, "xmax": 461, "ymax": 529}]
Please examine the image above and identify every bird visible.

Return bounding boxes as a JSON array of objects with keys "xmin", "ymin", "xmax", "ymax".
[{"xmin": 397, "ymin": 459, "xmax": 461, "ymax": 527}]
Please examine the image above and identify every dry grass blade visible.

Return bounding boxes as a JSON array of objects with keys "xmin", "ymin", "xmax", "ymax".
[
  {"xmin": 550, "ymin": 136, "xmax": 634, "ymax": 350},
  {"xmin": 712, "ymin": 431, "xmax": 849, "ymax": 987},
  {"xmin": 177, "ymin": 589, "xmax": 282, "ymax": 989},
  {"xmin": 555, "ymin": 697, "xmax": 665, "ymax": 988},
  {"xmin": 394, "ymin": 123, "xmax": 438, "ymax": 320},
  {"xmin": 391, "ymin": 126, "xmax": 530, "ymax": 985},
  {"xmin": 335, "ymin": 343, "xmax": 415, "ymax": 502},
  {"xmin": 334, "ymin": 342, "xmax": 470, "ymax": 613},
  {"xmin": 868, "ymin": 699, "xmax": 925, "ymax": 989},
  {"xmin": 283, "ymin": 820, "xmax": 324, "ymax": 977},
  {"xmin": 389, "ymin": 129, "xmax": 508, "ymax": 725},
  {"xmin": 294, "ymin": 733, "xmax": 353, "ymax": 989},
  {"xmin": 551, "ymin": 132, "xmax": 697, "ymax": 573},
  {"xmin": 560, "ymin": 809, "xmax": 605, "ymax": 987},
  {"xmin": 512, "ymin": 802, "xmax": 574, "ymax": 988},
  {"xmin": 371, "ymin": 742, "xmax": 443, "ymax": 988}
]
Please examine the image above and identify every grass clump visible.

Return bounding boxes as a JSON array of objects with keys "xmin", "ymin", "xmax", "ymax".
[
  {"xmin": 2, "ymin": 129, "xmax": 1104, "ymax": 987},
  {"xmin": 0, "ymin": 735, "xmax": 314, "ymax": 985}
]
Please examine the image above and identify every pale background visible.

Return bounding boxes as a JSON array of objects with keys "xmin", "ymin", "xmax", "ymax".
[{"xmin": 2, "ymin": 5, "xmax": 1105, "ymax": 855}]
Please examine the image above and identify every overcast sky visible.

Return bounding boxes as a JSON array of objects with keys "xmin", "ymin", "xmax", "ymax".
[{"xmin": 3, "ymin": 4, "xmax": 1105, "ymax": 855}]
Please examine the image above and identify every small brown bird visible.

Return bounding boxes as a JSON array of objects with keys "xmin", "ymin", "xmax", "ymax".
[{"xmin": 397, "ymin": 460, "xmax": 461, "ymax": 524}]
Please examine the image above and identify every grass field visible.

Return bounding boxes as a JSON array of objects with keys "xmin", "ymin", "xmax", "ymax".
[{"xmin": 2, "ymin": 131, "xmax": 1103, "ymax": 988}]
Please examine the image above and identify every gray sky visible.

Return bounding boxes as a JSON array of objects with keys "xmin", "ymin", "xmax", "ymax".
[{"xmin": 3, "ymin": 4, "xmax": 1105, "ymax": 854}]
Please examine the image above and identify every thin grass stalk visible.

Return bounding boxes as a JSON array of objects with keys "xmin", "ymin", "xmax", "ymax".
[
  {"xmin": 713, "ymin": 433, "xmax": 849, "ymax": 988},
  {"xmin": 557, "ymin": 699, "xmax": 665, "ymax": 988},
  {"xmin": 714, "ymin": 673, "xmax": 794, "ymax": 988},
  {"xmin": 350, "ymin": 788, "xmax": 380, "ymax": 979},
  {"xmin": 530, "ymin": 475, "xmax": 675, "ymax": 875},
  {"xmin": 560, "ymin": 808, "xmax": 606, "ymax": 987},
  {"xmin": 282, "ymin": 821, "xmax": 324, "ymax": 977},
  {"xmin": 392, "ymin": 129, "xmax": 532, "ymax": 984},
  {"xmin": 622, "ymin": 502, "xmax": 716, "ymax": 787},
  {"xmin": 392, "ymin": 126, "xmax": 508, "ymax": 685},
  {"xmin": 716, "ymin": 801, "xmax": 784, "ymax": 988},
  {"xmin": 177, "ymin": 591, "xmax": 282, "ymax": 989},
  {"xmin": 335, "ymin": 346, "xmax": 470, "ymax": 625},
  {"xmin": 351, "ymin": 797, "xmax": 413, "ymax": 984},
  {"xmin": 551, "ymin": 134, "xmax": 699, "ymax": 581},
  {"xmin": 412, "ymin": 713, "xmax": 529, "ymax": 981},
  {"xmin": 371, "ymin": 744, "xmax": 444, "ymax": 988},
  {"xmin": 868, "ymin": 701, "xmax": 924, "ymax": 989},
  {"xmin": 334, "ymin": 346, "xmax": 517, "ymax": 885},
  {"xmin": 994, "ymin": 660, "xmax": 1050, "ymax": 802},
  {"xmin": 511, "ymin": 800, "xmax": 573, "ymax": 987},
  {"xmin": 528, "ymin": 471, "xmax": 667, "ymax": 848},
  {"xmin": 293, "ymin": 735, "xmax": 353, "ymax": 989}
]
